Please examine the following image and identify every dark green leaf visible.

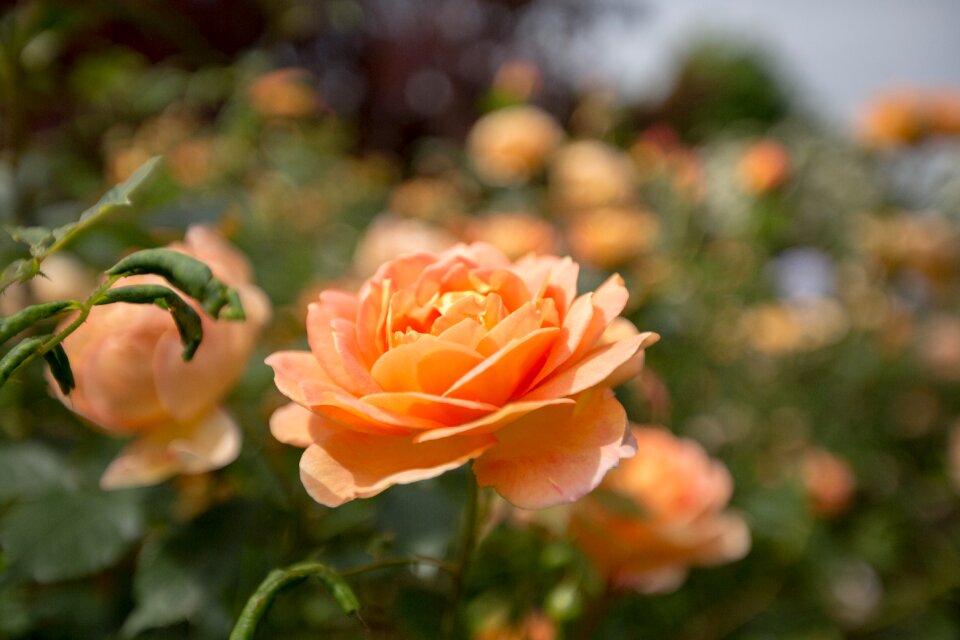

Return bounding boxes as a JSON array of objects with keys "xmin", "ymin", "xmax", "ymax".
[
  {"xmin": 42, "ymin": 343, "xmax": 75, "ymax": 394},
  {"xmin": 0, "ymin": 335, "xmax": 46, "ymax": 389},
  {"xmin": 105, "ymin": 248, "xmax": 242, "ymax": 319},
  {"xmin": 0, "ymin": 488, "xmax": 145, "ymax": 582},
  {"xmin": 0, "ymin": 300, "xmax": 76, "ymax": 345},
  {"xmin": 0, "ymin": 443, "xmax": 71, "ymax": 500},
  {"xmin": 95, "ymin": 284, "xmax": 203, "ymax": 360}
]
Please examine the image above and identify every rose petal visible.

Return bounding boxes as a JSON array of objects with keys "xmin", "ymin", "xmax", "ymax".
[
  {"xmin": 265, "ymin": 350, "xmax": 338, "ymax": 405},
  {"xmin": 473, "ymin": 387, "xmax": 630, "ymax": 509},
  {"xmin": 371, "ymin": 335, "xmax": 484, "ymax": 395},
  {"xmin": 100, "ymin": 407, "xmax": 241, "ymax": 489},
  {"xmin": 444, "ymin": 327, "xmax": 560, "ymax": 405},
  {"xmin": 514, "ymin": 255, "xmax": 579, "ymax": 318},
  {"xmin": 476, "ymin": 302, "xmax": 544, "ymax": 356},
  {"xmin": 307, "ymin": 304, "xmax": 379, "ymax": 396},
  {"xmin": 300, "ymin": 382, "xmax": 435, "ymax": 434},
  {"xmin": 299, "ymin": 429, "xmax": 496, "ymax": 507},
  {"xmin": 523, "ymin": 332, "xmax": 659, "ymax": 401},
  {"xmin": 413, "ymin": 398, "xmax": 574, "ymax": 443},
  {"xmin": 270, "ymin": 402, "xmax": 327, "ymax": 447},
  {"xmin": 436, "ymin": 318, "xmax": 487, "ymax": 349},
  {"xmin": 362, "ymin": 392, "xmax": 498, "ymax": 426}
]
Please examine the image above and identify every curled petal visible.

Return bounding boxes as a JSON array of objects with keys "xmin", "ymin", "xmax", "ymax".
[
  {"xmin": 100, "ymin": 407, "xmax": 241, "ymax": 489},
  {"xmin": 299, "ymin": 428, "xmax": 496, "ymax": 507},
  {"xmin": 270, "ymin": 402, "xmax": 325, "ymax": 448},
  {"xmin": 524, "ymin": 332, "xmax": 659, "ymax": 402},
  {"xmin": 473, "ymin": 387, "xmax": 630, "ymax": 509},
  {"xmin": 265, "ymin": 350, "xmax": 338, "ymax": 405}
]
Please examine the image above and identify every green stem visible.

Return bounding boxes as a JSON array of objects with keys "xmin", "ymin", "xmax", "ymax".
[
  {"xmin": 443, "ymin": 468, "xmax": 481, "ymax": 639},
  {"xmin": 229, "ymin": 556, "xmax": 457, "ymax": 640}
]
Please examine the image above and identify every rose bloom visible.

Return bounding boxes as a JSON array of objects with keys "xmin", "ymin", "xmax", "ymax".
[
  {"xmin": 266, "ymin": 243, "xmax": 658, "ymax": 508},
  {"xmin": 247, "ymin": 67, "xmax": 322, "ymax": 119},
  {"xmin": 800, "ymin": 447, "xmax": 856, "ymax": 518},
  {"xmin": 569, "ymin": 426, "xmax": 750, "ymax": 594},
  {"xmin": 549, "ymin": 141, "xmax": 635, "ymax": 214},
  {"xmin": 53, "ymin": 227, "xmax": 271, "ymax": 489},
  {"xmin": 467, "ymin": 106, "xmax": 563, "ymax": 187},
  {"xmin": 353, "ymin": 214, "xmax": 457, "ymax": 278},
  {"xmin": 465, "ymin": 212, "xmax": 561, "ymax": 261},
  {"xmin": 737, "ymin": 139, "xmax": 791, "ymax": 195},
  {"xmin": 565, "ymin": 206, "xmax": 660, "ymax": 269}
]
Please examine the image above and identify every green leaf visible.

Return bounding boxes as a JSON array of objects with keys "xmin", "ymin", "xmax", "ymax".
[
  {"xmin": 0, "ymin": 300, "xmax": 76, "ymax": 345},
  {"xmin": 50, "ymin": 156, "xmax": 162, "ymax": 247},
  {"xmin": 106, "ymin": 248, "xmax": 244, "ymax": 320},
  {"xmin": 122, "ymin": 536, "xmax": 209, "ymax": 637},
  {"xmin": 42, "ymin": 343, "xmax": 75, "ymax": 394},
  {"xmin": 95, "ymin": 284, "xmax": 203, "ymax": 360},
  {"xmin": 0, "ymin": 443, "xmax": 71, "ymax": 501},
  {"xmin": 0, "ymin": 258, "xmax": 40, "ymax": 294},
  {"xmin": 0, "ymin": 335, "xmax": 46, "ymax": 389},
  {"xmin": 3, "ymin": 226, "xmax": 55, "ymax": 257},
  {"xmin": 0, "ymin": 488, "xmax": 145, "ymax": 582}
]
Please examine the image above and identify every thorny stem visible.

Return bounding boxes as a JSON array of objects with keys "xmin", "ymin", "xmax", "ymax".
[{"xmin": 443, "ymin": 467, "xmax": 481, "ymax": 639}]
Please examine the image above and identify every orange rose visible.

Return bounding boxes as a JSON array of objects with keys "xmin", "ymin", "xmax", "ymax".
[
  {"xmin": 467, "ymin": 106, "xmax": 563, "ymax": 187},
  {"xmin": 570, "ymin": 426, "xmax": 750, "ymax": 593},
  {"xmin": 800, "ymin": 447, "xmax": 856, "ymax": 518},
  {"xmin": 266, "ymin": 243, "xmax": 658, "ymax": 508},
  {"xmin": 247, "ymin": 68, "xmax": 322, "ymax": 119},
  {"xmin": 737, "ymin": 139, "xmax": 791, "ymax": 194},
  {"xmin": 53, "ymin": 227, "xmax": 271, "ymax": 489}
]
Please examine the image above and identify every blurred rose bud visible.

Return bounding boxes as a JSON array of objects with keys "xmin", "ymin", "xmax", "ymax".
[
  {"xmin": 550, "ymin": 141, "xmax": 636, "ymax": 214},
  {"xmin": 859, "ymin": 92, "xmax": 924, "ymax": 148},
  {"xmin": 247, "ymin": 68, "xmax": 322, "ymax": 119},
  {"xmin": 474, "ymin": 610, "xmax": 556, "ymax": 640},
  {"xmin": 353, "ymin": 214, "xmax": 458, "ymax": 277},
  {"xmin": 492, "ymin": 59, "xmax": 543, "ymax": 102},
  {"xmin": 916, "ymin": 315, "xmax": 960, "ymax": 382},
  {"xmin": 467, "ymin": 106, "xmax": 563, "ymax": 187},
  {"xmin": 737, "ymin": 139, "xmax": 791, "ymax": 195},
  {"xmin": 465, "ymin": 212, "xmax": 561, "ymax": 260},
  {"xmin": 800, "ymin": 447, "xmax": 856, "ymax": 518},
  {"xmin": 570, "ymin": 426, "xmax": 750, "ymax": 594},
  {"xmin": 53, "ymin": 226, "xmax": 271, "ymax": 489},
  {"xmin": 566, "ymin": 207, "xmax": 660, "ymax": 269},
  {"xmin": 389, "ymin": 177, "xmax": 465, "ymax": 222}
]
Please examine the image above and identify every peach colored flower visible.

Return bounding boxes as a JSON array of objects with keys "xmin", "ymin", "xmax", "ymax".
[
  {"xmin": 353, "ymin": 215, "xmax": 457, "ymax": 278},
  {"xmin": 550, "ymin": 141, "xmax": 635, "ymax": 214},
  {"xmin": 570, "ymin": 426, "xmax": 750, "ymax": 594},
  {"xmin": 266, "ymin": 243, "xmax": 658, "ymax": 508},
  {"xmin": 565, "ymin": 206, "xmax": 660, "ymax": 269},
  {"xmin": 247, "ymin": 68, "xmax": 322, "ymax": 119},
  {"xmin": 800, "ymin": 447, "xmax": 856, "ymax": 518},
  {"xmin": 465, "ymin": 212, "xmax": 561, "ymax": 261},
  {"xmin": 53, "ymin": 226, "xmax": 271, "ymax": 489},
  {"xmin": 737, "ymin": 139, "xmax": 791, "ymax": 195},
  {"xmin": 467, "ymin": 106, "xmax": 563, "ymax": 187}
]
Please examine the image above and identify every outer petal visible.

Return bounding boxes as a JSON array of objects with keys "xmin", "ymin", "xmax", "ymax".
[
  {"xmin": 299, "ymin": 429, "xmax": 496, "ymax": 507},
  {"xmin": 270, "ymin": 402, "xmax": 324, "ymax": 448},
  {"xmin": 100, "ymin": 407, "xmax": 241, "ymax": 489},
  {"xmin": 265, "ymin": 350, "xmax": 339, "ymax": 405},
  {"xmin": 523, "ymin": 332, "xmax": 659, "ymax": 402},
  {"xmin": 473, "ymin": 387, "xmax": 630, "ymax": 509}
]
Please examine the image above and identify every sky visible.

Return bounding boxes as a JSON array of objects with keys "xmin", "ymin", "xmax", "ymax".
[{"xmin": 540, "ymin": 0, "xmax": 960, "ymax": 128}]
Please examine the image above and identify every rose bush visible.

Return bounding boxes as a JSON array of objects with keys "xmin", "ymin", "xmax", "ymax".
[
  {"xmin": 266, "ymin": 243, "xmax": 658, "ymax": 508},
  {"xmin": 570, "ymin": 426, "xmax": 750, "ymax": 593},
  {"xmin": 52, "ymin": 226, "xmax": 271, "ymax": 489}
]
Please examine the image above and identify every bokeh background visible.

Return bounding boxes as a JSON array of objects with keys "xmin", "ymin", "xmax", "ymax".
[{"xmin": 2, "ymin": 1, "xmax": 960, "ymax": 638}]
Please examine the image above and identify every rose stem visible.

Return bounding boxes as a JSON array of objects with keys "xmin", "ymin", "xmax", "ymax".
[{"xmin": 443, "ymin": 465, "xmax": 481, "ymax": 639}]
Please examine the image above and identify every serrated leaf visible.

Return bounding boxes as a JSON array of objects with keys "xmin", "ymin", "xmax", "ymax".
[
  {"xmin": 95, "ymin": 284, "xmax": 203, "ymax": 360},
  {"xmin": 0, "ymin": 258, "xmax": 40, "ymax": 294},
  {"xmin": 50, "ymin": 156, "xmax": 162, "ymax": 245},
  {"xmin": 4, "ymin": 226, "xmax": 55, "ymax": 256},
  {"xmin": 0, "ymin": 488, "xmax": 145, "ymax": 583},
  {"xmin": 0, "ymin": 443, "xmax": 71, "ymax": 500}
]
